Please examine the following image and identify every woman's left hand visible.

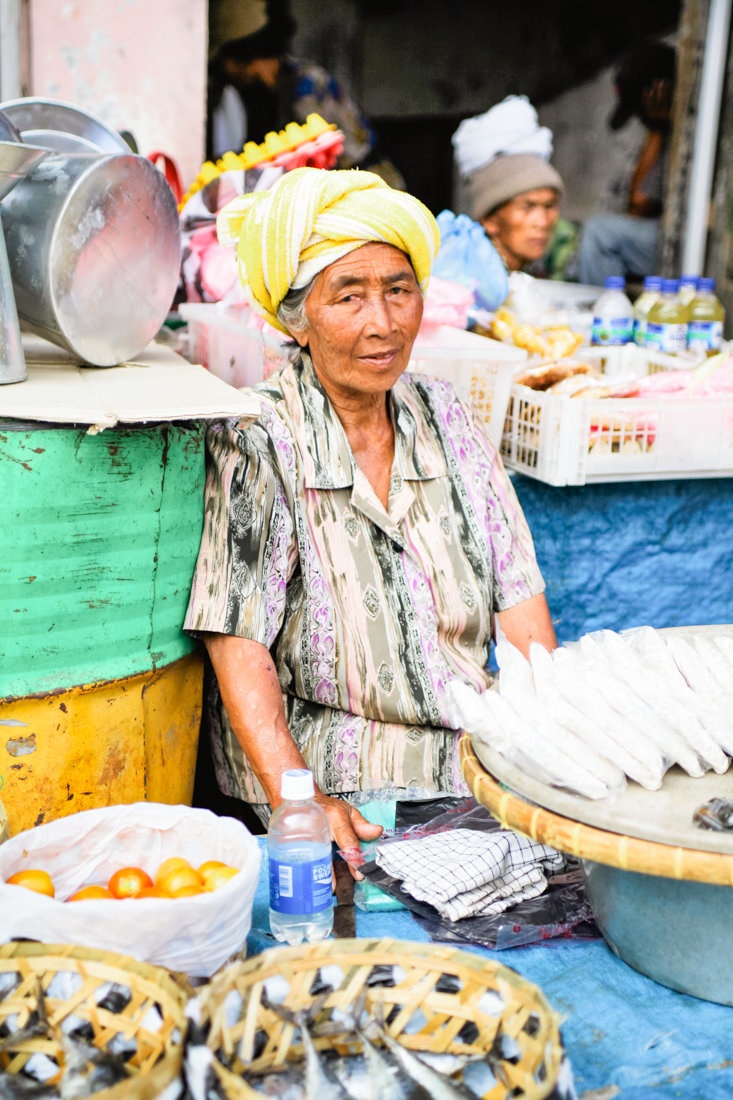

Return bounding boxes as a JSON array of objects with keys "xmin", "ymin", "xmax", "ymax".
[{"xmin": 316, "ymin": 792, "xmax": 383, "ymax": 879}]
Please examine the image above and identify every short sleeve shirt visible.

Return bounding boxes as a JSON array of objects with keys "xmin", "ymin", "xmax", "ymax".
[{"xmin": 184, "ymin": 354, "xmax": 544, "ymax": 804}]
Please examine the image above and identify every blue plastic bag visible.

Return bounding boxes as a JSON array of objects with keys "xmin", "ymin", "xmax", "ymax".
[{"xmin": 432, "ymin": 210, "xmax": 509, "ymax": 312}]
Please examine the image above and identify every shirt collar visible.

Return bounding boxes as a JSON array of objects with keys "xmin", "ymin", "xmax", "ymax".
[{"xmin": 285, "ymin": 354, "xmax": 447, "ymax": 490}]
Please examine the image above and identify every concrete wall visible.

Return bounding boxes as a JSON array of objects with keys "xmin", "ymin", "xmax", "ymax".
[{"xmin": 27, "ymin": 0, "xmax": 208, "ymax": 191}]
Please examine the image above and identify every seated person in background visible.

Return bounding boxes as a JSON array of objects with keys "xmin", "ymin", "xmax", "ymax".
[
  {"xmin": 184, "ymin": 167, "xmax": 556, "ymax": 860},
  {"xmin": 452, "ymin": 96, "xmax": 570, "ymax": 277},
  {"xmin": 208, "ymin": 1, "xmax": 403, "ymax": 186},
  {"xmin": 578, "ymin": 41, "xmax": 676, "ymax": 286}
]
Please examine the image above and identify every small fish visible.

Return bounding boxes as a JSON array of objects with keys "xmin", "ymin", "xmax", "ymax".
[
  {"xmin": 694, "ymin": 797, "xmax": 733, "ymax": 831},
  {"xmin": 59, "ymin": 1034, "xmax": 128, "ymax": 1100},
  {"xmin": 0, "ymin": 1075, "xmax": 58, "ymax": 1100},
  {"xmin": 373, "ymin": 1027, "xmax": 477, "ymax": 1100},
  {"xmin": 296, "ymin": 1011, "xmax": 352, "ymax": 1100},
  {"xmin": 262, "ymin": 997, "xmax": 351, "ymax": 1100}
]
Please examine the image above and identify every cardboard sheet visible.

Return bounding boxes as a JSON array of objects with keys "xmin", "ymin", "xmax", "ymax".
[{"xmin": 0, "ymin": 334, "xmax": 261, "ymax": 429}]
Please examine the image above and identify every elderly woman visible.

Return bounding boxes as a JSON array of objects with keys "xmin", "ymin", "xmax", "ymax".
[{"xmin": 185, "ymin": 167, "xmax": 556, "ymax": 861}]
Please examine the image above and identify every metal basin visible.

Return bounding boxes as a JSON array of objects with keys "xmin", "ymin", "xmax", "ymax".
[
  {"xmin": 0, "ymin": 97, "xmax": 130, "ymax": 154},
  {"xmin": 582, "ymin": 860, "xmax": 733, "ymax": 1006},
  {"xmin": 1, "ymin": 150, "xmax": 180, "ymax": 365}
]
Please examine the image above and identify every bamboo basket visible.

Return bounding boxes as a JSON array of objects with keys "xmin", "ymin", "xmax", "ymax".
[
  {"xmin": 0, "ymin": 941, "xmax": 190, "ymax": 1100},
  {"xmin": 459, "ymin": 733, "xmax": 733, "ymax": 886},
  {"xmin": 191, "ymin": 937, "xmax": 566, "ymax": 1099}
]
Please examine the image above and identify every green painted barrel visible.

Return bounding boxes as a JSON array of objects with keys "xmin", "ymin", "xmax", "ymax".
[
  {"xmin": 2, "ymin": 422, "xmax": 205, "ymax": 696},
  {"xmin": 0, "ymin": 421, "xmax": 207, "ymax": 833}
]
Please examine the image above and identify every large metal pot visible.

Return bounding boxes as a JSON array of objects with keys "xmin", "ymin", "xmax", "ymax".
[{"xmin": 1, "ymin": 150, "xmax": 180, "ymax": 365}]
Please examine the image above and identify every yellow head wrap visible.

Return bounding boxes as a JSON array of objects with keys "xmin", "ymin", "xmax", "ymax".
[{"xmin": 217, "ymin": 167, "xmax": 440, "ymax": 334}]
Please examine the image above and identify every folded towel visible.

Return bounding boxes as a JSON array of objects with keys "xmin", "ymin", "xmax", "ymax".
[{"xmin": 375, "ymin": 828, "xmax": 564, "ymax": 922}]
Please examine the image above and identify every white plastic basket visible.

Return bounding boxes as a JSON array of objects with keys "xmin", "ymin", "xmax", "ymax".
[
  {"xmin": 581, "ymin": 343, "xmax": 686, "ymax": 378},
  {"xmin": 409, "ymin": 326, "xmax": 527, "ymax": 446},
  {"xmin": 501, "ymin": 386, "xmax": 733, "ymax": 485},
  {"xmin": 180, "ymin": 302, "xmax": 292, "ymax": 388}
]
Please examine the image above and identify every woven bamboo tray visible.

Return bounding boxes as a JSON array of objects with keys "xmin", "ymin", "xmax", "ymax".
[
  {"xmin": 0, "ymin": 941, "xmax": 190, "ymax": 1100},
  {"xmin": 192, "ymin": 937, "xmax": 565, "ymax": 1099},
  {"xmin": 460, "ymin": 733, "xmax": 733, "ymax": 886}
]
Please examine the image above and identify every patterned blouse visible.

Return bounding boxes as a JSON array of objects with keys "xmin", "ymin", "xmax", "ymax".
[{"xmin": 184, "ymin": 353, "xmax": 544, "ymax": 806}]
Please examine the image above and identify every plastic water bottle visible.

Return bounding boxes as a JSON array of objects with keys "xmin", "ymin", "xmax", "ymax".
[
  {"xmin": 591, "ymin": 276, "xmax": 634, "ymax": 346},
  {"xmin": 268, "ymin": 769, "xmax": 333, "ymax": 945},
  {"xmin": 646, "ymin": 279, "xmax": 688, "ymax": 355},
  {"xmin": 632, "ymin": 276, "xmax": 663, "ymax": 347},
  {"xmin": 687, "ymin": 277, "xmax": 725, "ymax": 355}
]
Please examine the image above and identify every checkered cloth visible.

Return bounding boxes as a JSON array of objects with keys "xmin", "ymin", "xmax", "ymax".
[{"xmin": 374, "ymin": 828, "xmax": 564, "ymax": 922}]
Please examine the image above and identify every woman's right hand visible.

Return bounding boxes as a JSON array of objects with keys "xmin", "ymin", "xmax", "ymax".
[{"xmin": 315, "ymin": 792, "xmax": 383, "ymax": 879}]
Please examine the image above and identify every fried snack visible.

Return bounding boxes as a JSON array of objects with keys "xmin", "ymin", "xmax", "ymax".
[
  {"xmin": 546, "ymin": 327, "xmax": 584, "ymax": 359},
  {"xmin": 516, "ymin": 360, "xmax": 593, "ymax": 391}
]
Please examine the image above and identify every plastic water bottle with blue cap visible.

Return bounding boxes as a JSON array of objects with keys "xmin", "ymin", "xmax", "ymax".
[
  {"xmin": 268, "ymin": 768, "xmax": 334, "ymax": 944},
  {"xmin": 591, "ymin": 276, "xmax": 634, "ymax": 346}
]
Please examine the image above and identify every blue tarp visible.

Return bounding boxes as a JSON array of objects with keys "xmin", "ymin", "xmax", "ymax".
[
  {"xmin": 511, "ymin": 474, "xmax": 733, "ymax": 643},
  {"xmin": 247, "ymin": 839, "xmax": 733, "ymax": 1098}
]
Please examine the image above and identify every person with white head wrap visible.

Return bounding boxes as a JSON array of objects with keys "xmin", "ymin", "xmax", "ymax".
[
  {"xmin": 451, "ymin": 96, "xmax": 565, "ymax": 273},
  {"xmin": 186, "ymin": 167, "xmax": 556, "ymax": 863}
]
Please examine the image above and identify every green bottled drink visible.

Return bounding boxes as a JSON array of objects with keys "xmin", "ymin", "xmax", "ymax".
[
  {"xmin": 646, "ymin": 279, "xmax": 688, "ymax": 355},
  {"xmin": 632, "ymin": 276, "xmax": 662, "ymax": 347},
  {"xmin": 678, "ymin": 274, "xmax": 699, "ymax": 307},
  {"xmin": 687, "ymin": 277, "xmax": 725, "ymax": 355}
]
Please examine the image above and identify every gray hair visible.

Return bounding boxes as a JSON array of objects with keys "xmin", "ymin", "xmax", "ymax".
[{"xmin": 276, "ymin": 278, "xmax": 317, "ymax": 336}]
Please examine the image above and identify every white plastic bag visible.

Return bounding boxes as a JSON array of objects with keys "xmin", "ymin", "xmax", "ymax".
[{"xmin": 0, "ymin": 802, "xmax": 260, "ymax": 978}]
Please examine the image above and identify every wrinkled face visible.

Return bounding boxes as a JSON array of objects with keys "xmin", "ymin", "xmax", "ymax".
[
  {"xmin": 289, "ymin": 242, "xmax": 424, "ymax": 401},
  {"xmin": 481, "ymin": 188, "xmax": 560, "ymax": 270}
]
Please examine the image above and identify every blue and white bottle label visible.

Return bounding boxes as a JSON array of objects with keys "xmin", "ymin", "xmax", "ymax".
[
  {"xmin": 592, "ymin": 317, "xmax": 632, "ymax": 345},
  {"xmin": 687, "ymin": 320, "xmax": 723, "ymax": 351},
  {"xmin": 269, "ymin": 855, "xmax": 332, "ymax": 914},
  {"xmin": 646, "ymin": 321, "xmax": 687, "ymax": 354}
]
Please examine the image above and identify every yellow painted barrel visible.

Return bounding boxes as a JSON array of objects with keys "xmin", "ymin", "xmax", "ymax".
[{"xmin": 0, "ymin": 655, "xmax": 203, "ymax": 836}]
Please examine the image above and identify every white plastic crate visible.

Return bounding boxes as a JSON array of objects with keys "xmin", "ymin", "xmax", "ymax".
[
  {"xmin": 581, "ymin": 342, "xmax": 686, "ymax": 378},
  {"xmin": 409, "ymin": 326, "xmax": 527, "ymax": 447},
  {"xmin": 179, "ymin": 302, "xmax": 291, "ymax": 388},
  {"xmin": 501, "ymin": 385, "xmax": 733, "ymax": 485}
]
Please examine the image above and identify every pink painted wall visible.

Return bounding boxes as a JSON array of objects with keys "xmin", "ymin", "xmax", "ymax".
[{"xmin": 29, "ymin": 0, "xmax": 207, "ymax": 192}]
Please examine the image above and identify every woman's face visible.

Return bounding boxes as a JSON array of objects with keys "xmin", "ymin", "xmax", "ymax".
[
  {"xmin": 289, "ymin": 243, "xmax": 423, "ymax": 402},
  {"xmin": 481, "ymin": 188, "xmax": 560, "ymax": 271}
]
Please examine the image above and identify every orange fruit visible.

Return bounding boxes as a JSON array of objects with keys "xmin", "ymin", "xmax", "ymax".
[
  {"xmin": 154, "ymin": 857, "xmax": 191, "ymax": 888},
  {"xmin": 107, "ymin": 866, "xmax": 153, "ymax": 899},
  {"xmin": 67, "ymin": 885, "xmax": 113, "ymax": 901},
  {"xmin": 156, "ymin": 865, "xmax": 203, "ymax": 897},
  {"xmin": 197, "ymin": 860, "xmax": 228, "ymax": 878},
  {"xmin": 134, "ymin": 886, "xmax": 163, "ymax": 899},
  {"xmin": 168, "ymin": 883, "xmax": 205, "ymax": 898},
  {"xmin": 201, "ymin": 865, "xmax": 239, "ymax": 891},
  {"xmin": 6, "ymin": 869, "xmax": 55, "ymax": 897}
]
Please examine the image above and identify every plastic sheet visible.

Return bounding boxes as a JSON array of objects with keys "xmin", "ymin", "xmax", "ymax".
[
  {"xmin": 360, "ymin": 801, "xmax": 599, "ymax": 949},
  {"xmin": 432, "ymin": 210, "xmax": 509, "ymax": 312}
]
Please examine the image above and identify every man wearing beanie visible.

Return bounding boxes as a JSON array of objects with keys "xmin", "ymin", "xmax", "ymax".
[{"xmin": 452, "ymin": 96, "xmax": 566, "ymax": 274}]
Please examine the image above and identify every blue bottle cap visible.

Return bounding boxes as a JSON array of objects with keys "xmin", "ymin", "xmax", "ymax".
[
  {"xmin": 643, "ymin": 276, "xmax": 663, "ymax": 290},
  {"xmin": 604, "ymin": 276, "xmax": 626, "ymax": 289},
  {"xmin": 698, "ymin": 276, "xmax": 716, "ymax": 292},
  {"xmin": 662, "ymin": 278, "xmax": 679, "ymax": 293},
  {"xmin": 680, "ymin": 274, "xmax": 699, "ymax": 286}
]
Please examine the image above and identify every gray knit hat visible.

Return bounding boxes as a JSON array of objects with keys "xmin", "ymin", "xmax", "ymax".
[{"xmin": 469, "ymin": 154, "xmax": 564, "ymax": 222}]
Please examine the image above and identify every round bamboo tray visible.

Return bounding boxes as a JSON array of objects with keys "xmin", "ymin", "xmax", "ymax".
[
  {"xmin": 192, "ymin": 937, "xmax": 567, "ymax": 1100},
  {"xmin": 460, "ymin": 732, "xmax": 733, "ymax": 886},
  {"xmin": 0, "ymin": 941, "xmax": 190, "ymax": 1099}
]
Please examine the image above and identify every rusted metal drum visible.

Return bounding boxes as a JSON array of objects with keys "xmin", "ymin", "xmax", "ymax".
[{"xmin": 0, "ymin": 421, "xmax": 206, "ymax": 835}]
